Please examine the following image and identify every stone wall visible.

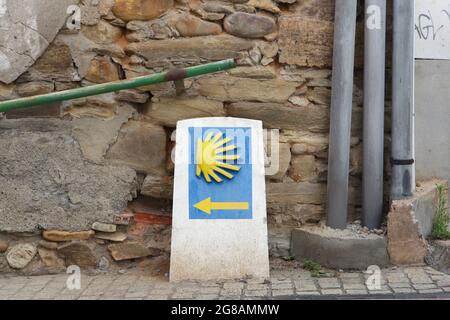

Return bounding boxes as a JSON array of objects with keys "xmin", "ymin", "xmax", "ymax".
[{"xmin": 0, "ymin": 0, "xmax": 368, "ymax": 262}]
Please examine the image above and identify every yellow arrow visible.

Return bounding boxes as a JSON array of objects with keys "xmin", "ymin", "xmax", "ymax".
[{"xmin": 194, "ymin": 197, "xmax": 249, "ymax": 215}]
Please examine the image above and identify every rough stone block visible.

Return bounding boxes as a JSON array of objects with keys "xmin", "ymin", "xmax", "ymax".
[
  {"xmin": 57, "ymin": 242, "xmax": 98, "ymax": 267},
  {"xmin": 5, "ymin": 103, "xmax": 61, "ymax": 119},
  {"xmin": 227, "ymin": 102, "xmax": 329, "ymax": 132},
  {"xmin": 198, "ymin": 76, "xmax": 298, "ymax": 104},
  {"xmin": 426, "ymin": 240, "xmax": 450, "ymax": 275},
  {"xmin": 127, "ymin": 35, "xmax": 253, "ymax": 64},
  {"xmin": 85, "ymin": 56, "xmax": 120, "ymax": 84},
  {"xmin": 387, "ymin": 179, "xmax": 448, "ymax": 265},
  {"xmin": 140, "ymin": 175, "xmax": 174, "ymax": 199},
  {"xmin": 43, "ymin": 230, "xmax": 95, "ymax": 242},
  {"xmin": 92, "ymin": 222, "xmax": 117, "ymax": 233},
  {"xmin": 95, "ymin": 232, "xmax": 127, "ymax": 242},
  {"xmin": 145, "ymin": 96, "xmax": 224, "ymax": 127},
  {"xmin": 278, "ymin": 16, "xmax": 334, "ymax": 67},
  {"xmin": 6, "ymin": 243, "xmax": 37, "ymax": 269},
  {"xmin": 224, "ymin": 12, "xmax": 276, "ymax": 38},
  {"xmin": 0, "ymin": 240, "xmax": 9, "ymax": 253},
  {"xmin": 38, "ymin": 248, "xmax": 65, "ymax": 271},
  {"xmin": 112, "ymin": 0, "xmax": 173, "ymax": 21},
  {"xmin": 266, "ymin": 143, "xmax": 291, "ymax": 181},
  {"xmin": 288, "ymin": 155, "xmax": 327, "ymax": 183},
  {"xmin": 106, "ymin": 120, "xmax": 167, "ymax": 174},
  {"xmin": 108, "ymin": 242, "xmax": 156, "ymax": 261}
]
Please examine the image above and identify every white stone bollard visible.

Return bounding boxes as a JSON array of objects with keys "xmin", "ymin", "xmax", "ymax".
[{"xmin": 170, "ymin": 117, "xmax": 270, "ymax": 282}]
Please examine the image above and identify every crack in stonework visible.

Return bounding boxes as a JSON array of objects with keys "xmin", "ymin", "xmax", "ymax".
[{"xmin": 0, "ymin": 43, "xmax": 35, "ymax": 63}]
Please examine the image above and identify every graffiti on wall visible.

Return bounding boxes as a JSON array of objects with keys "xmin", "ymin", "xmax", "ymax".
[{"xmin": 415, "ymin": 0, "xmax": 450, "ymax": 59}]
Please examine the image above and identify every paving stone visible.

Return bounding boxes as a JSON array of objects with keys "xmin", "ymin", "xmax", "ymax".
[
  {"xmin": 102, "ymin": 290, "xmax": 127, "ymax": 297},
  {"xmin": 223, "ymin": 283, "xmax": 245, "ymax": 290},
  {"xmin": 198, "ymin": 287, "xmax": 221, "ymax": 294},
  {"xmin": 199, "ymin": 282, "xmax": 221, "ymax": 288},
  {"xmin": 195, "ymin": 294, "xmax": 219, "ymax": 300},
  {"xmin": 171, "ymin": 292, "xmax": 195, "ymax": 299},
  {"xmin": 392, "ymin": 288, "xmax": 416, "ymax": 294},
  {"xmin": 386, "ymin": 274, "xmax": 410, "ymax": 282},
  {"xmin": 1, "ymin": 284, "xmax": 24, "ymax": 291},
  {"xmin": 437, "ymin": 279, "xmax": 450, "ymax": 286},
  {"xmin": 219, "ymin": 296, "xmax": 241, "ymax": 300},
  {"xmin": 442, "ymin": 287, "xmax": 450, "ymax": 292},
  {"xmin": 246, "ymin": 284, "xmax": 269, "ymax": 291},
  {"xmin": 341, "ymin": 278, "xmax": 364, "ymax": 284},
  {"xmin": 322, "ymin": 289, "xmax": 344, "ymax": 295},
  {"xmin": 343, "ymin": 283, "xmax": 367, "ymax": 290},
  {"xmin": 175, "ymin": 286, "xmax": 199, "ymax": 293},
  {"xmin": 81, "ymin": 287, "xmax": 107, "ymax": 296},
  {"xmin": 368, "ymin": 285, "xmax": 391, "ymax": 292},
  {"xmin": 271, "ymin": 278, "xmax": 292, "ymax": 284},
  {"xmin": 32, "ymin": 291, "xmax": 60, "ymax": 299},
  {"xmin": 368, "ymin": 290, "xmax": 393, "ymax": 295},
  {"xmin": 294, "ymin": 280, "xmax": 317, "ymax": 292},
  {"xmin": 150, "ymin": 289, "xmax": 173, "ymax": 295},
  {"xmin": 292, "ymin": 271, "xmax": 313, "ymax": 280},
  {"xmin": 424, "ymin": 267, "xmax": 445, "ymax": 275},
  {"xmin": 413, "ymin": 284, "xmax": 438, "ymax": 290},
  {"xmin": 418, "ymin": 289, "xmax": 443, "ymax": 294},
  {"xmin": 271, "ymin": 282, "xmax": 294, "ymax": 290},
  {"xmin": 296, "ymin": 291, "xmax": 321, "ymax": 296},
  {"xmin": 388, "ymin": 282, "xmax": 413, "ymax": 289},
  {"xmin": 318, "ymin": 278, "xmax": 341, "ymax": 289},
  {"xmin": 18, "ymin": 285, "xmax": 44, "ymax": 293},
  {"xmin": 125, "ymin": 291, "xmax": 149, "ymax": 298},
  {"xmin": 409, "ymin": 277, "xmax": 433, "ymax": 284},
  {"xmin": 345, "ymin": 289, "xmax": 368, "ymax": 295},
  {"xmin": 221, "ymin": 288, "xmax": 242, "ymax": 296},
  {"xmin": 340, "ymin": 273, "xmax": 361, "ymax": 279},
  {"xmin": 77, "ymin": 296, "xmax": 99, "ymax": 300},
  {"xmin": 146, "ymin": 295, "xmax": 169, "ymax": 300},
  {"xmin": 244, "ymin": 289, "xmax": 269, "ymax": 297},
  {"xmin": 272, "ymin": 289, "xmax": 294, "ymax": 297},
  {"xmin": 58, "ymin": 295, "xmax": 84, "ymax": 300}
]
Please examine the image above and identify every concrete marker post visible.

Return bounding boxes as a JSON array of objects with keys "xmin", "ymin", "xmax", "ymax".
[{"xmin": 170, "ymin": 117, "xmax": 269, "ymax": 282}]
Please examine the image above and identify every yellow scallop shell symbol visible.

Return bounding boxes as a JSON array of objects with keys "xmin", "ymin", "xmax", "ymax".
[{"xmin": 196, "ymin": 131, "xmax": 241, "ymax": 183}]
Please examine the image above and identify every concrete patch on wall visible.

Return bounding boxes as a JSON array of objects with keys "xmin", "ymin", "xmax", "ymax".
[
  {"xmin": 0, "ymin": 0, "xmax": 79, "ymax": 84},
  {"xmin": 0, "ymin": 118, "xmax": 137, "ymax": 233},
  {"xmin": 415, "ymin": 60, "xmax": 450, "ymax": 185},
  {"xmin": 71, "ymin": 102, "xmax": 136, "ymax": 164}
]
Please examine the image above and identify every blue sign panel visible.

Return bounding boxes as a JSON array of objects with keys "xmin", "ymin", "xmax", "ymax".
[{"xmin": 188, "ymin": 127, "xmax": 253, "ymax": 220}]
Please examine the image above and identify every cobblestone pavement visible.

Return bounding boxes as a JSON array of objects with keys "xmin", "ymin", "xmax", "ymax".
[{"xmin": 0, "ymin": 266, "xmax": 449, "ymax": 300}]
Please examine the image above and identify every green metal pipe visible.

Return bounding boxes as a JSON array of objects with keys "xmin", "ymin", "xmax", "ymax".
[{"xmin": 0, "ymin": 59, "xmax": 236, "ymax": 113}]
